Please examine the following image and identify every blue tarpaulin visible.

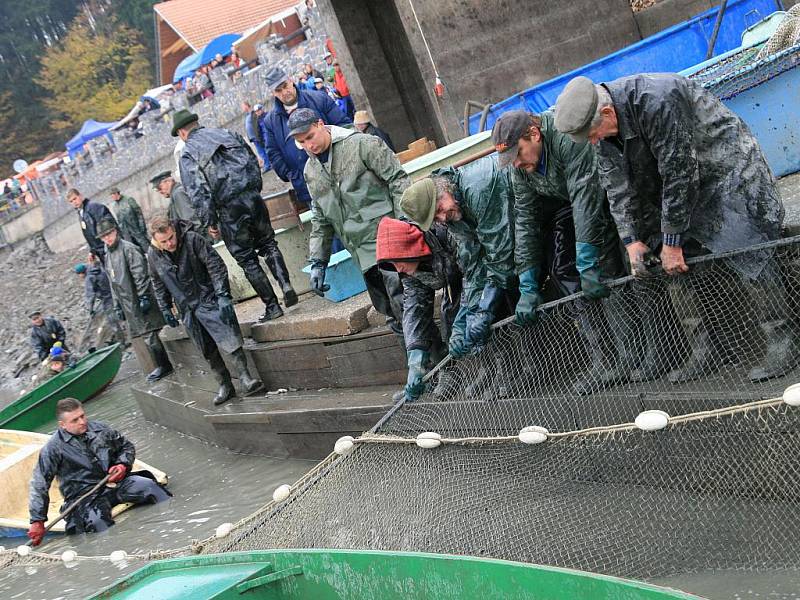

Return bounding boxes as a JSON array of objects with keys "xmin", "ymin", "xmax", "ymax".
[
  {"xmin": 65, "ymin": 119, "xmax": 117, "ymax": 158},
  {"xmin": 172, "ymin": 51, "xmax": 203, "ymax": 83},
  {"xmin": 200, "ymin": 33, "xmax": 240, "ymax": 64}
]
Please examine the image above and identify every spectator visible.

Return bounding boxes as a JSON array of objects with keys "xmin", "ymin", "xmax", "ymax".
[
  {"xmin": 323, "ymin": 52, "xmax": 335, "ymax": 83},
  {"xmin": 243, "ymin": 101, "xmax": 270, "ymax": 171},
  {"xmin": 354, "ymin": 110, "xmax": 395, "ymax": 152},
  {"xmin": 262, "ymin": 68, "xmax": 350, "ymax": 207},
  {"xmin": 333, "ymin": 61, "xmax": 355, "ymax": 120}
]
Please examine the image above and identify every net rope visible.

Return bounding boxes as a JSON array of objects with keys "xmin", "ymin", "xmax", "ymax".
[{"xmin": 4, "ymin": 238, "xmax": 800, "ymax": 585}]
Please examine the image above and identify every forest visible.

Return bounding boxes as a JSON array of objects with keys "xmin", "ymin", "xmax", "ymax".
[{"xmin": 0, "ymin": 0, "xmax": 159, "ymax": 175}]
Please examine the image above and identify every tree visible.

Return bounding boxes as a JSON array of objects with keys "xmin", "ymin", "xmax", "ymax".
[{"xmin": 37, "ymin": 19, "xmax": 152, "ymax": 132}]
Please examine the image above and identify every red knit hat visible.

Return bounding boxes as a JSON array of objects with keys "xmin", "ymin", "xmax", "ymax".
[{"xmin": 376, "ymin": 217, "xmax": 432, "ymax": 263}]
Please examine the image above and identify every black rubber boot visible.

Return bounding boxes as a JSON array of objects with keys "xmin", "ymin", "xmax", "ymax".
[
  {"xmin": 572, "ymin": 300, "xmax": 628, "ymax": 396},
  {"xmin": 231, "ymin": 348, "xmax": 265, "ymax": 395},
  {"xmin": 145, "ymin": 333, "xmax": 174, "ymax": 382},
  {"xmin": 245, "ymin": 267, "xmax": 285, "ymax": 322},
  {"xmin": 749, "ymin": 320, "xmax": 799, "ymax": 382},
  {"xmin": 212, "ymin": 366, "xmax": 236, "ymax": 406},
  {"xmin": 264, "ymin": 251, "xmax": 298, "ymax": 308},
  {"xmin": 667, "ymin": 319, "xmax": 724, "ymax": 384},
  {"xmin": 430, "ymin": 370, "xmax": 458, "ymax": 401}
]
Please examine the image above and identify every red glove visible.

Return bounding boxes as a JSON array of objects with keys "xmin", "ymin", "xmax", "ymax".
[
  {"xmin": 107, "ymin": 464, "xmax": 127, "ymax": 483},
  {"xmin": 28, "ymin": 521, "xmax": 45, "ymax": 546}
]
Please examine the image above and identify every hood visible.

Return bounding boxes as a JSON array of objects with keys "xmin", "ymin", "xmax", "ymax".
[{"xmin": 329, "ymin": 124, "xmax": 355, "ymax": 144}]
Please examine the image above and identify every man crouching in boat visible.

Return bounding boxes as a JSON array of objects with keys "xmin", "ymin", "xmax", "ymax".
[{"xmin": 27, "ymin": 398, "xmax": 171, "ymax": 546}]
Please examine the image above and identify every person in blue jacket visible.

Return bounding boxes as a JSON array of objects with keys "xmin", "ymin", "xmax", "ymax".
[{"xmin": 261, "ymin": 68, "xmax": 350, "ymax": 207}]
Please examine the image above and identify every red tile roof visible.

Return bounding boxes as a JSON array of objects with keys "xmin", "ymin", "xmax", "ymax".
[{"xmin": 154, "ymin": 0, "xmax": 298, "ymax": 50}]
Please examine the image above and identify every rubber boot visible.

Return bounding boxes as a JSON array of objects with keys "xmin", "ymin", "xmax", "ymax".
[
  {"xmin": 231, "ymin": 348, "xmax": 265, "ymax": 395},
  {"xmin": 264, "ymin": 250, "xmax": 298, "ymax": 308},
  {"xmin": 430, "ymin": 369, "xmax": 458, "ymax": 400},
  {"xmin": 667, "ymin": 318, "xmax": 724, "ymax": 384},
  {"xmin": 145, "ymin": 333, "xmax": 174, "ymax": 382},
  {"xmin": 572, "ymin": 300, "xmax": 628, "ymax": 396},
  {"xmin": 627, "ymin": 280, "xmax": 674, "ymax": 383},
  {"xmin": 246, "ymin": 267, "xmax": 284, "ymax": 322},
  {"xmin": 749, "ymin": 320, "xmax": 799, "ymax": 382},
  {"xmin": 211, "ymin": 365, "xmax": 236, "ymax": 406}
]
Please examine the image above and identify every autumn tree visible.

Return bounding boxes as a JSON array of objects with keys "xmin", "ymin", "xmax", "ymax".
[{"xmin": 37, "ymin": 18, "xmax": 152, "ymax": 132}]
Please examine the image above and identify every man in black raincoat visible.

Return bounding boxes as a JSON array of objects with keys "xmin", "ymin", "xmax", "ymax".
[
  {"xmin": 555, "ymin": 73, "xmax": 791, "ymax": 382},
  {"xmin": 96, "ymin": 218, "xmax": 173, "ymax": 382},
  {"xmin": 75, "ymin": 257, "xmax": 126, "ymax": 345},
  {"xmin": 150, "ymin": 170, "xmax": 208, "ymax": 240},
  {"xmin": 66, "ymin": 188, "xmax": 116, "ymax": 263},
  {"xmin": 28, "ymin": 398, "xmax": 170, "ymax": 545},
  {"xmin": 375, "ymin": 217, "xmax": 462, "ymax": 401},
  {"xmin": 29, "ymin": 311, "xmax": 67, "ymax": 361},
  {"xmin": 147, "ymin": 215, "xmax": 264, "ymax": 406},
  {"xmin": 400, "ymin": 155, "xmax": 517, "ymax": 357},
  {"xmin": 173, "ymin": 109, "xmax": 297, "ymax": 322}
]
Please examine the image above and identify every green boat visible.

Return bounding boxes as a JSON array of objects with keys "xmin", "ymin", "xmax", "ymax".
[
  {"xmin": 0, "ymin": 343, "xmax": 122, "ymax": 431},
  {"xmin": 88, "ymin": 550, "xmax": 702, "ymax": 599}
]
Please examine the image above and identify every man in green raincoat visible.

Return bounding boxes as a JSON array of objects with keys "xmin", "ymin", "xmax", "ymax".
[{"xmin": 110, "ymin": 187, "xmax": 149, "ymax": 251}]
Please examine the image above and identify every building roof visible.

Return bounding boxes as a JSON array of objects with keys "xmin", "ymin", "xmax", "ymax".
[{"xmin": 154, "ymin": 0, "xmax": 298, "ymax": 50}]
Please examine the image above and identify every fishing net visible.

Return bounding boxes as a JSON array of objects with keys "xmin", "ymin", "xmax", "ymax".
[
  {"xmin": 690, "ymin": 7, "xmax": 800, "ymax": 100},
  {"xmin": 5, "ymin": 238, "xmax": 800, "ymax": 585}
]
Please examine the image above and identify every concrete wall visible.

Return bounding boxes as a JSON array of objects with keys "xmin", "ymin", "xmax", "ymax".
[{"xmin": 0, "ymin": 206, "xmax": 44, "ymax": 246}]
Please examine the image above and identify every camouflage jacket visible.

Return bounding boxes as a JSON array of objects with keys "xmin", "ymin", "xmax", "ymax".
[
  {"xmin": 113, "ymin": 195, "xmax": 149, "ymax": 250},
  {"xmin": 306, "ymin": 126, "xmax": 410, "ymax": 272},
  {"xmin": 512, "ymin": 111, "xmax": 618, "ymax": 274},
  {"xmin": 596, "ymin": 73, "xmax": 783, "ymax": 255}
]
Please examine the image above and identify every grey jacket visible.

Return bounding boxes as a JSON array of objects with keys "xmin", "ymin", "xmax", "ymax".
[
  {"xmin": 596, "ymin": 73, "xmax": 783, "ymax": 261},
  {"xmin": 104, "ymin": 238, "xmax": 164, "ymax": 337},
  {"xmin": 29, "ymin": 421, "xmax": 135, "ymax": 523}
]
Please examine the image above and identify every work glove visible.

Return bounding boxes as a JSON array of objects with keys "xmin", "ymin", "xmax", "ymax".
[
  {"xmin": 27, "ymin": 521, "xmax": 45, "ymax": 547},
  {"xmin": 448, "ymin": 304, "xmax": 471, "ymax": 358},
  {"xmin": 404, "ymin": 349, "xmax": 429, "ymax": 402},
  {"xmin": 162, "ymin": 310, "xmax": 178, "ymax": 328},
  {"xmin": 515, "ymin": 268, "xmax": 543, "ymax": 326},
  {"xmin": 465, "ymin": 283, "xmax": 502, "ymax": 350},
  {"xmin": 138, "ymin": 296, "xmax": 151, "ymax": 314},
  {"xmin": 218, "ymin": 295, "xmax": 236, "ymax": 325},
  {"xmin": 576, "ymin": 242, "xmax": 611, "ymax": 300},
  {"xmin": 309, "ymin": 261, "xmax": 330, "ymax": 297},
  {"xmin": 114, "ymin": 303, "xmax": 126, "ymax": 322},
  {"xmin": 107, "ymin": 464, "xmax": 127, "ymax": 484}
]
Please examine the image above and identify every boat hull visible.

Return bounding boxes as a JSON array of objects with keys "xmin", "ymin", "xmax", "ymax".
[
  {"xmin": 0, "ymin": 343, "xmax": 122, "ymax": 431},
  {"xmin": 88, "ymin": 549, "xmax": 702, "ymax": 599}
]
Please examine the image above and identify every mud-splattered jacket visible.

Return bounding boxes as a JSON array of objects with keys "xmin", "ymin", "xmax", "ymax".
[
  {"xmin": 29, "ymin": 317, "xmax": 67, "ymax": 361},
  {"xmin": 29, "ymin": 421, "xmax": 135, "ymax": 522},
  {"xmin": 596, "ymin": 73, "xmax": 783, "ymax": 255},
  {"xmin": 306, "ymin": 126, "xmax": 410, "ymax": 272},
  {"xmin": 512, "ymin": 110, "xmax": 618, "ymax": 274}
]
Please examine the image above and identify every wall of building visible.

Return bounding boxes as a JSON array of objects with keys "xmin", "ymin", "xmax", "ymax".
[{"xmin": 0, "ymin": 206, "xmax": 44, "ymax": 246}]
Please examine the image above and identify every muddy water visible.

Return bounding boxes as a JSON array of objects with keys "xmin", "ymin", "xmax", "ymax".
[{"xmin": 0, "ymin": 371, "xmax": 313, "ymax": 599}]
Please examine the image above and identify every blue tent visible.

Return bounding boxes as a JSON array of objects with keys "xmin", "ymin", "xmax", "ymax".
[
  {"xmin": 172, "ymin": 51, "xmax": 203, "ymax": 83},
  {"xmin": 200, "ymin": 33, "xmax": 240, "ymax": 64},
  {"xmin": 65, "ymin": 119, "xmax": 117, "ymax": 158}
]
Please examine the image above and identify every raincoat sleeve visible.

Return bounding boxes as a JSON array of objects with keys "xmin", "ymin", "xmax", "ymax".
[
  {"xmin": 511, "ymin": 168, "xmax": 543, "ymax": 274},
  {"xmin": 130, "ymin": 198, "xmax": 148, "ymax": 237},
  {"xmin": 180, "ymin": 151, "xmax": 216, "ymax": 228},
  {"xmin": 319, "ymin": 93, "xmax": 351, "ymax": 126},
  {"xmin": 640, "ymin": 91, "xmax": 697, "ymax": 236},
  {"xmin": 193, "ymin": 233, "xmax": 231, "ymax": 297},
  {"xmin": 29, "ymin": 441, "xmax": 61, "ymax": 522},
  {"xmin": 30, "ymin": 329, "xmax": 48, "ymax": 361},
  {"xmin": 560, "ymin": 136, "xmax": 608, "ymax": 247},
  {"xmin": 401, "ymin": 276, "xmax": 437, "ymax": 352},
  {"xmin": 597, "ymin": 151, "xmax": 641, "ymax": 242},
  {"xmin": 147, "ymin": 250, "xmax": 173, "ymax": 313},
  {"xmin": 125, "ymin": 244, "xmax": 152, "ymax": 302},
  {"xmin": 469, "ymin": 174, "xmax": 515, "ymax": 290},
  {"xmin": 309, "ymin": 201, "xmax": 335, "ymax": 265},
  {"xmin": 53, "ymin": 319, "xmax": 66, "ymax": 343},
  {"xmin": 107, "ymin": 426, "xmax": 136, "ymax": 469},
  {"xmin": 358, "ymin": 134, "xmax": 410, "ymax": 215}
]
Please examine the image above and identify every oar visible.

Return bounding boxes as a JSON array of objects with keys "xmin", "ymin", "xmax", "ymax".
[{"xmin": 27, "ymin": 474, "xmax": 112, "ymax": 547}]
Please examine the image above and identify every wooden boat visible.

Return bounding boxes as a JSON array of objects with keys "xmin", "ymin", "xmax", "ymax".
[
  {"xmin": 87, "ymin": 549, "xmax": 702, "ymax": 599},
  {"xmin": 0, "ymin": 342, "xmax": 122, "ymax": 431},
  {"xmin": 0, "ymin": 428, "xmax": 168, "ymax": 537}
]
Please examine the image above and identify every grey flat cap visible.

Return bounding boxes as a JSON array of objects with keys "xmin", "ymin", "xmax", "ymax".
[{"xmin": 554, "ymin": 76, "xmax": 598, "ymax": 140}]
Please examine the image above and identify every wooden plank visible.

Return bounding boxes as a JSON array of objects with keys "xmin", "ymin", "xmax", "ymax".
[
  {"xmin": 324, "ymin": 330, "xmax": 401, "ymax": 358},
  {"xmin": 250, "ymin": 342, "xmax": 330, "ymax": 372}
]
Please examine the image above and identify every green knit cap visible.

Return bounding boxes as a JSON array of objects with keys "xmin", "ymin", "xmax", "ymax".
[{"xmin": 400, "ymin": 178, "xmax": 437, "ymax": 231}]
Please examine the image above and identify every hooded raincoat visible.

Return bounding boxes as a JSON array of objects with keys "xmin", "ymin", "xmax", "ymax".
[
  {"xmin": 306, "ymin": 126, "xmax": 410, "ymax": 272},
  {"xmin": 104, "ymin": 238, "xmax": 164, "ymax": 338},
  {"xmin": 596, "ymin": 73, "xmax": 783, "ymax": 276}
]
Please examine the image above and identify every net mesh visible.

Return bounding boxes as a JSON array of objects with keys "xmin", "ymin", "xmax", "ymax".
[{"xmin": 4, "ymin": 239, "xmax": 800, "ymax": 585}]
